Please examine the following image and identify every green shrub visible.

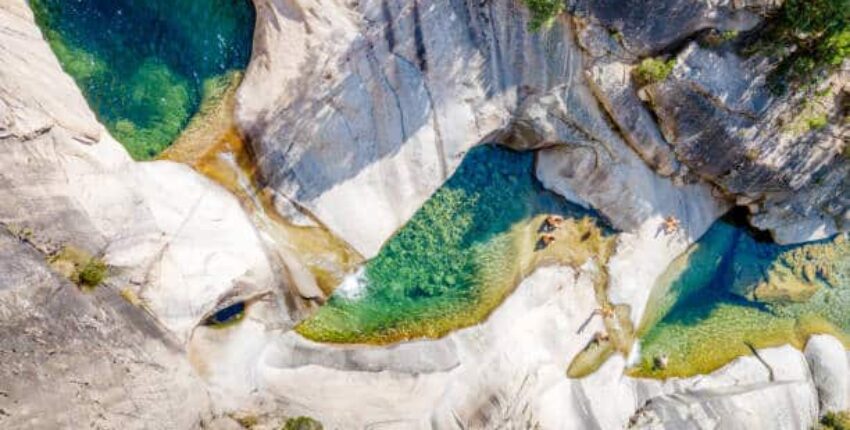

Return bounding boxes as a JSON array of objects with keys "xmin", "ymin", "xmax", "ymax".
[
  {"xmin": 805, "ymin": 114, "xmax": 829, "ymax": 130},
  {"xmin": 821, "ymin": 411, "xmax": 850, "ymax": 430},
  {"xmin": 522, "ymin": 0, "xmax": 565, "ymax": 31},
  {"xmin": 759, "ymin": 0, "xmax": 850, "ymax": 89},
  {"xmin": 721, "ymin": 30, "xmax": 739, "ymax": 42},
  {"xmin": 282, "ymin": 417, "xmax": 323, "ymax": 430},
  {"xmin": 634, "ymin": 58, "xmax": 676, "ymax": 86},
  {"xmin": 78, "ymin": 258, "xmax": 108, "ymax": 288}
]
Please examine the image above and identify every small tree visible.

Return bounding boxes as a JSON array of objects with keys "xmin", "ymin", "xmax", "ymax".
[
  {"xmin": 282, "ymin": 417, "xmax": 323, "ymax": 430},
  {"xmin": 78, "ymin": 258, "xmax": 107, "ymax": 288},
  {"xmin": 634, "ymin": 58, "xmax": 676, "ymax": 87},
  {"xmin": 522, "ymin": 0, "xmax": 565, "ymax": 31},
  {"xmin": 762, "ymin": 0, "xmax": 850, "ymax": 89}
]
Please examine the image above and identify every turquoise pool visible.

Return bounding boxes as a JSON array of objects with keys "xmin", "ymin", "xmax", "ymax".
[{"xmin": 30, "ymin": 0, "xmax": 255, "ymax": 159}]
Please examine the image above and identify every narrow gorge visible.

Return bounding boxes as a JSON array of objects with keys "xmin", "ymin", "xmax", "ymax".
[{"xmin": 0, "ymin": 0, "xmax": 848, "ymax": 429}]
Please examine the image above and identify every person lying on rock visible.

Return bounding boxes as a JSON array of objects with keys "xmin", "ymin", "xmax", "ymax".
[
  {"xmin": 539, "ymin": 215, "xmax": 565, "ymax": 233},
  {"xmin": 536, "ymin": 233, "xmax": 557, "ymax": 250},
  {"xmin": 653, "ymin": 354, "xmax": 669, "ymax": 371},
  {"xmin": 662, "ymin": 215, "xmax": 681, "ymax": 235}
]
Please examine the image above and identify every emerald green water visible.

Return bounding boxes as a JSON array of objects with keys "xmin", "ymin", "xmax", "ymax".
[
  {"xmin": 297, "ymin": 145, "xmax": 612, "ymax": 344},
  {"xmin": 30, "ymin": 0, "xmax": 255, "ymax": 159},
  {"xmin": 635, "ymin": 216, "xmax": 850, "ymax": 378}
]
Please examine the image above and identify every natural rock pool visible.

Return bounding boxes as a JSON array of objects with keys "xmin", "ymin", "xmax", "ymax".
[
  {"xmin": 634, "ymin": 213, "xmax": 850, "ymax": 378},
  {"xmin": 30, "ymin": 0, "xmax": 255, "ymax": 159},
  {"xmin": 296, "ymin": 145, "xmax": 615, "ymax": 344}
]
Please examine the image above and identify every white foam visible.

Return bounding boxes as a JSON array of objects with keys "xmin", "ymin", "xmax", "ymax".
[{"xmin": 335, "ymin": 267, "xmax": 369, "ymax": 300}]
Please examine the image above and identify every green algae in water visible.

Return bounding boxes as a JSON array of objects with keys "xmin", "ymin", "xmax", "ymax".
[
  {"xmin": 296, "ymin": 145, "xmax": 611, "ymax": 344},
  {"xmin": 30, "ymin": 0, "xmax": 255, "ymax": 160},
  {"xmin": 634, "ymin": 218, "xmax": 850, "ymax": 378}
]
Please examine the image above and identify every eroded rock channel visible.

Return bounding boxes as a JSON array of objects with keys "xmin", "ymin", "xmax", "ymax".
[{"xmin": 4, "ymin": 0, "xmax": 850, "ymax": 428}]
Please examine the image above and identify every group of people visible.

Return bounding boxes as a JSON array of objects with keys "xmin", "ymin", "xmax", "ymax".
[{"xmin": 537, "ymin": 215, "xmax": 564, "ymax": 249}]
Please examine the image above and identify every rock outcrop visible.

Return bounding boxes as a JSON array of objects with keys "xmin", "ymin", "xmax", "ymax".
[
  {"xmin": 630, "ymin": 345, "xmax": 820, "ymax": 429},
  {"xmin": 568, "ymin": 0, "xmax": 848, "ymax": 245},
  {"xmin": 806, "ymin": 335, "xmax": 850, "ymax": 415},
  {"xmin": 646, "ymin": 44, "xmax": 850, "ymax": 244},
  {"xmin": 0, "ymin": 2, "xmax": 286, "ymax": 426},
  {"xmin": 237, "ymin": 0, "xmax": 727, "ymax": 257},
  {"xmin": 0, "ymin": 229, "xmax": 212, "ymax": 429}
]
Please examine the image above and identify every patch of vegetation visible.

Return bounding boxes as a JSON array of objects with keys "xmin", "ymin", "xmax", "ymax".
[
  {"xmin": 721, "ymin": 30, "xmax": 740, "ymax": 42},
  {"xmin": 820, "ymin": 411, "xmax": 850, "ymax": 430},
  {"xmin": 282, "ymin": 416, "xmax": 323, "ymax": 430},
  {"xmin": 78, "ymin": 258, "xmax": 108, "ymax": 288},
  {"xmin": 785, "ymin": 89, "xmax": 833, "ymax": 135},
  {"xmin": 232, "ymin": 414, "xmax": 259, "ymax": 429},
  {"xmin": 522, "ymin": 0, "xmax": 565, "ymax": 31},
  {"xmin": 701, "ymin": 30, "xmax": 740, "ymax": 48},
  {"xmin": 633, "ymin": 58, "xmax": 676, "ymax": 87},
  {"xmin": 49, "ymin": 246, "xmax": 109, "ymax": 290},
  {"xmin": 755, "ymin": 0, "xmax": 850, "ymax": 90},
  {"xmin": 804, "ymin": 114, "xmax": 829, "ymax": 130}
]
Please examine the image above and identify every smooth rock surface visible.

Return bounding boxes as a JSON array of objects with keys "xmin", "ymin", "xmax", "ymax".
[
  {"xmin": 0, "ymin": 230, "xmax": 214, "ymax": 429},
  {"xmin": 806, "ymin": 335, "xmax": 850, "ymax": 415},
  {"xmin": 630, "ymin": 345, "xmax": 819, "ymax": 429}
]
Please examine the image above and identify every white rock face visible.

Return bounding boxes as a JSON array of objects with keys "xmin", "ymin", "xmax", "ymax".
[
  {"xmin": 806, "ymin": 335, "xmax": 850, "ymax": 415},
  {"xmin": 0, "ymin": 1, "xmax": 281, "ymax": 426},
  {"xmin": 631, "ymin": 345, "xmax": 820, "ymax": 429},
  {"xmin": 238, "ymin": 0, "xmax": 635, "ymax": 257}
]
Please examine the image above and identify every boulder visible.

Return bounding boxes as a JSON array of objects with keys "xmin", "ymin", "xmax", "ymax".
[{"xmin": 806, "ymin": 335, "xmax": 850, "ymax": 414}]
